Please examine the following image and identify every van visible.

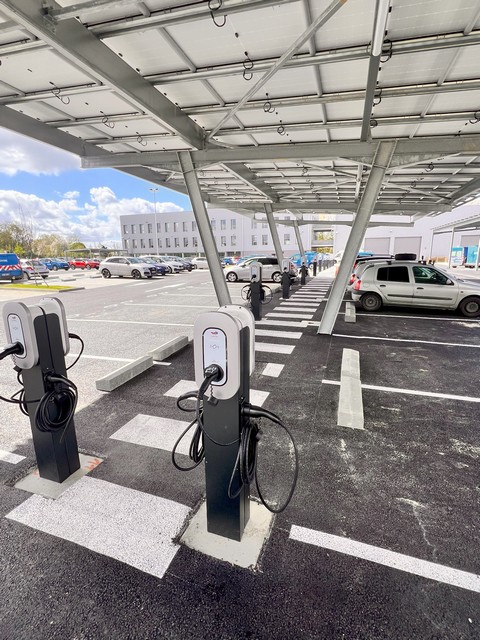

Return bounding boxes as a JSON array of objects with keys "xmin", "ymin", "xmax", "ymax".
[{"xmin": 0, "ymin": 253, "xmax": 23, "ymax": 281}]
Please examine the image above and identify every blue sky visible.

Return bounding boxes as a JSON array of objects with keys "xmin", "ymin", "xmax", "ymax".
[{"xmin": 0, "ymin": 127, "xmax": 190, "ymax": 246}]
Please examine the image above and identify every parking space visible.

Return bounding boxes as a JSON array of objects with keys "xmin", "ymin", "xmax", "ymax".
[{"xmin": 0, "ymin": 271, "xmax": 478, "ymax": 639}]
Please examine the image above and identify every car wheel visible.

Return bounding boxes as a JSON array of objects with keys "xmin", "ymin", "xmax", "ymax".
[
  {"xmin": 25, "ymin": 271, "xmax": 30, "ymax": 280},
  {"xmin": 458, "ymin": 296, "xmax": 480, "ymax": 318},
  {"xmin": 86, "ymin": 264, "xmax": 91, "ymax": 270},
  {"xmin": 132, "ymin": 269, "xmax": 142, "ymax": 279},
  {"xmin": 101, "ymin": 268, "xmax": 111, "ymax": 278},
  {"xmin": 166, "ymin": 265, "xmax": 172, "ymax": 274},
  {"xmin": 226, "ymin": 272, "xmax": 238, "ymax": 282},
  {"xmin": 70, "ymin": 264, "xmax": 76, "ymax": 270},
  {"xmin": 52, "ymin": 265, "xmax": 58, "ymax": 271},
  {"xmin": 360, "ymin": 292, "xmax": 382, "ymax": 312},
  {"xmin": 272, "ymin": 271, "xmax": 282, "ymax": 283}
]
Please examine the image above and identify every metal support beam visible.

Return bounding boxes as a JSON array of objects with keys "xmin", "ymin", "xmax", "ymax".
[
  {"xmin": 447, "ymin": 228, "xmax": 455, "ymax": 268},
  {"xmin": 264, "ymin": 203, "xmax": 284, "ymax": 267},
  {"xmin": 207, "ymin": 0, "xmax": 349, "ymax": 140},
  {"xmin": 450, "ymin": 176, "xmax": 480, "ymax": 203},
  {"xmin": 318, "ymin": 141, "xmax": 396, "ymax": 335},
  {"xmin": 178, "ymin": 151, "xmax": 231, "ymax": 307},
  {"xmin": 293, "ymin": 219, "xmax": 306, "ymax": 262},
  {"xmin": 223, "ymin": 164, "xmax": 279, "ymax": 202}
]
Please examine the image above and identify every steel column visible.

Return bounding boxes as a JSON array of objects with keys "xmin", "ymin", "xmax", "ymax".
[
  {"xmin": 264, "ymin": 203, "xmax": 284, "ymax": 266},
  {"xmin": 447, "ymin": 228, "xmax": 455, "ymax": 268},
  {"xmin": 318, "ymin": 141, "xmax": 396, "ymax": 335},
  {"xmin": 476, "ymin": 238, "xmax": 480, "ymax": 271},
  {"xmin": 178, "ymin": 151, "xmax": 231, "ymax": 306},
  {"xmin": 293, "ymin": 219, "xmax": 306, "ymax": 262}
]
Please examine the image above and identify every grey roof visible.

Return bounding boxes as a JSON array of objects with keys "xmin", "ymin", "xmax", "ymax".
[{"xmin": 2, "ymin": 0, "xmax": 480, "ymax": 225}]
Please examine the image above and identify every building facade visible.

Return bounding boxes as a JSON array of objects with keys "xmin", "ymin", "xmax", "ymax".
[{"xmin": 120, "ymin": 208, "xmax": 312, "ymax": 257}]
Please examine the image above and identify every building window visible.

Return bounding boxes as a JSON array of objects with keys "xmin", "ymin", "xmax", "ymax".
[
  {"xmin": 165, "ymin": 222, "xmax": 170, "ymax": 233},
  {"xmin": 231, "ymin": 220, "xmax": 236, "ymax": 230},
  {"xmin": 262, "ymin": 235, "xmax": 268, "ymax": 246},
  {"xmin": 139, "ymin": 224, "xmax": 144, "ymax": 234},
  {"xmin": 123, "ymin": 225, "xmax": 128, "ymax": 234},
  {"xmin": 193, "ymin": 237, "xmax": 198, "ymax": 247},
  {"xmin": 132, "ymin": 239, "xmax": 137, "ymax": 248},
  {"xmin": 174, "ymin": 222, "xmax": 179, "ymax": 232},
  {"xmin": 284, "ymin": 233, "xmax": 291, "ymax": 244},
  {"xmin": 221, "ymin": 219, "xmax": 226, "ymax": 230},
  {"xmin": 262, "ymin": 223, "xmax": 268, "ymax": 229},
  {"xmin": 183, "ymin": 222, "xmax": 188, "ymax": 232},
  {"xmin": 221, "ymin": 236, "xmax": 227, "ymax": 246},
  {"xmin": 158, "ymin": 238, "xmax": 162, "ymax": 248},
  {"xmin": 211, "ymin": 219, "xmax": 216, "ymax": 230},
  {"xmin": 183, "ymin": 237, "xmax": 189, "ymax": 247},
  {"xmin": 123, "ymin": 239, "xmax": 128, "ymax": 249},
  {"xmin": 192, "ymin": 221, "xmax": 197, "ymax": 232},
  {"xmin": 252, "ymin": 235, "xmax": 257, "ymax": 245},
  {"xmin": 149, "ymin": 238, "xmax": 154, "ymax": 248},
  {"xmin": 251, "ymin": 220, "xmax": 257, "ymax": 229},
  {"xmin": 131, "ymin": 224, "xmax": 136, "ymax": 234},
  {"xmin": 231, "ymin": 235, "xmax": 236, "ymax": 246},
  {"xmin": 140, "ymin": 239, "xmax": 145, "ymax": 248},
  {"xmin": 147, "ymin": 223, "xmax": 152, "ymax": 233},
  {"xmin": 166, "ymin": 238, "xmax": 171, "ymax": 248},
  {"xmin": 174, "ymin": 238, "xmax": 180, "ymax": 247}
]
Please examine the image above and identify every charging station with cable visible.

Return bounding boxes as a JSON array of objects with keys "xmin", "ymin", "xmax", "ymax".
[
  {"xmin": 300, "ymin": 258, "xmax": 308, "ymax": 286},
  {"xmin": 281, "ymin": 258, "xmax": 291, "ymax": 299},
  {"xmin": 240, "ymin": 262, "xmax": 273, "ymax": 322},
  {"xmin": 1, "ymin": 298, "xmax": 83, "ymax": 483},
  {"xmin": 172, "ymin": 305, "xmax": 298, "ymax": 543}
]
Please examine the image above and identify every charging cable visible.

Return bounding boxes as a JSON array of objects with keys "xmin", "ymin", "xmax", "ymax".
[{"xmin": 0, "ymin": 342, "xmax": 24, "ymax": 361}]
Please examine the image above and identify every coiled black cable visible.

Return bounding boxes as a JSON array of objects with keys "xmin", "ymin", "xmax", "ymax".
[{"xmin": 34, "ymin": 373, "xmax": 78, "ymax": 434}]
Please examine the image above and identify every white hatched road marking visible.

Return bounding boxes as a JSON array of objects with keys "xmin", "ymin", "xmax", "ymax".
[
  {"xmin": 267, "ymin": 312, "xmax": 313, "ymax": 319},
  {"xmin": 110, "ymin": 414, "xmax": 192, "ymax": 456},
  {"xmin": 164, "ymin": 380, "xmax": 269, "ymax": 407},
  {"xmin": 262, "ymin": 363, "xmax": 285, "ymax": 377},
  {"xmin": 0, "ymin": 449, "xmax": 25, "ymax": 464},
  {"xmin": 256, "ymin": 319, "xmax": 308, "ymax": 328},
  {"xmin": 290, "ymin": 525, "xmax": 480, "ymax": 594},
  {"xmin": 255, "ymin": 342, "xmax": 295, "ymax": 354}
]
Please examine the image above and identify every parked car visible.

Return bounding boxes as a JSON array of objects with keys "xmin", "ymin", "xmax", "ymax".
[
  {"xmin": 139, "ymin": 257, "xmax": 167, "ymax": 276},
  {"xmin": 191, "ymin": 256, "xmax": 209, "ymax": 269},
  {"xmin": 221, "ymin": 257, "xmax": 235, "ymax": 266},
  {"xmin": 346, "ymin": 254, "xmax": 395, "ymax": 290},
  {"xmin": 69, "ymin": 258, "xmax": 100, "ymax": 270},
  {"xmin": 160, "ymin": 255, "xmax": 189, "ymax": 272},
  {"xmin": 40, "ymin": 257, "xmax": 70, "ymax": 271},
  {"xmin": 224, "ymin": 256, "xmax": 297, "ymax": 283},
  {"xmin": 20, "ymin": 258, "xmax": 49, "ymax": 279},
  {"xmin": 99, "ymin": 257, "xmax": 154, "ymax": 279},
  {"xmin": 351, "ymin": 260, "xmax": 480, "ymax": 317},
  {"xmin": 141, "ymin": 255, "xmax": 181, "ymax": 274},
  {"xmin": 176, "ymin": 258, "xmax": 195, "ymax": 271},
  {"xmin": 0, "ymin": 253, "xmax": 23, "ymax": 281}
]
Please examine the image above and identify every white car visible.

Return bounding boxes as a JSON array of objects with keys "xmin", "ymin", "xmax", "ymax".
[
  {"xmin": 158, "ymin": 255, "xmax": 186, "ymax": 273},
  {"xmin": 20, "ymin": 259, "xmax": 49, "ymax": 279},
  {"xmin": 191, "ymin": 256, "xmax": 209, "ymax": 269},
  {"xmin": 351, "ymin": 260, "xmax": 480, "ymax": 317},
  {"xmin": 224, "ymin": 257, "xmax": 297, "ymax": 283},
  {"xmin": 99, "ymin": 256, "xmax": 153, "ymax": 279}
]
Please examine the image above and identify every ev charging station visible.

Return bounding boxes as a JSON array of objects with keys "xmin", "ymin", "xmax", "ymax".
[
  {"xmin": 193, "ymin": 306, "xmax": 254, "ymax": 541},
  {"xmin": 248, "ymin": 261, "xmax": 263, "ymax": 321},
  {"xmin": 2, "ymin": 298, "xmax": 80, "ymax": 483},
  {"xmin": 300, "ymin": 258, "xmax": 308, "ymax": 286},
  {"xmin": 281, "ymin": 258, "xmax": 291, "ymax": 299}
]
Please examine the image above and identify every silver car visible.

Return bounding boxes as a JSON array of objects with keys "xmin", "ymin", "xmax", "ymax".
[
  {"xmin": 99, "ymin": 256, "xmax": 153, "ymax": 279},
  {"xmin": 351, "ymin": 260, "xmax": 480, "ymax": 317},
  {"xmin": 20, "ymin": 259, "xmax": 49, "ymax": 279}
]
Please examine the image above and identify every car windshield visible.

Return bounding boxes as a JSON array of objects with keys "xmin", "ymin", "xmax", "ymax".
[
  {"xmin": 129, "ymin": 258, "xmax": 143, "ymax": 263},
  {"xmin": 141, "ymin": 258, "xmax": 154, "ymax": 263}
]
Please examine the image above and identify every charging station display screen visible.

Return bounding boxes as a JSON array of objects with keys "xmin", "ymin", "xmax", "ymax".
[{"xmin": 202, "ymin": 328, "xmax": 227, "ymax": 386}]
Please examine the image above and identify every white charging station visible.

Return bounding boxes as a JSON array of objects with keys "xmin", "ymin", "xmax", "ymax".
[
  {"xmin": 218, "ymin": 305, "xmax": 255, "ymax": 375},
  {"xmin": 249, "ymin": 261, "xmax": 262, "ymax": 281},
  {"xmin": 281, "ymin": 258, "xmax": 290, "ymax": 272}
]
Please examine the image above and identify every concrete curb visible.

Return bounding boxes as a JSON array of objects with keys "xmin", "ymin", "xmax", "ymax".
[
  {"xmin": 345, "ymin": 301, "xmax": 356, "ymax": 323},
  {"xmin": 337, "ymin": 348, "xmax": 364, "ymax": 430},
  {"xmin": 148, "ymin": 336, "xmax": 189, "ymax": 361},
  {"xmin": 95, "ymin": 355, "xmax": 154, "ymax": 392}
]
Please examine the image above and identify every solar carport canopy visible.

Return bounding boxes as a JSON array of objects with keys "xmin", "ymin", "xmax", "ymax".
[{"xmin": 1, "ymin": 0, "xmax": 480, "ymax": 331}]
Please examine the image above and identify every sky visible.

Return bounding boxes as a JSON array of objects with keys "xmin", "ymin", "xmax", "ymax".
[{"xmin": 0, "ymin": 127, "xmax": 191, "ymax": 247}]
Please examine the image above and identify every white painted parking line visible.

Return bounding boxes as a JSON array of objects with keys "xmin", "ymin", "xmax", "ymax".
[
  {"xmin": 289, "ymin": 525, "xmax": 480, "ymax": 594},
  {"xmin": 262, "ymin": 363, "xmax": 285, "ymax": 377},
  {"xmin": 267, "ymin": 312, "xmax": 313, "ymax": 319},
  {"xmin": 338, "ymin": 312, "xmax": 480, "ymax": 323},
  {"xmin": 255, "ymin": 329, "xmax": 302, "ymax": 339},
  {"xmin": 6, "ymin": 476, "xmax": 190, "ymax": 580},
  {"xmin": 321, "ymin": 379, "xmax": 480, "ymax": 403},
  {"xmin": 68, "ymin": 318, "xmax": 194, "ymax": 328},
  {"xmin": 281, "ymin": 302, "xmax": 318, "ymax": 307},
  {"xmin": 124, "ymin": 303, "xmax": 217, "ymax": 309},
  {"xmin": 0, "ymin": 449, "xmax": 25, "ymax": 464},
  {"xmin": 255, "ymin": 342, "xmax": 295, "ymax": 354},
  {"xmin": 164, "ymin": 380, "xmax": 269, "ymax": 407},
  {"xmin": 256, "ymin": 320, "xmax": 308, "ymax": 328},
  {"xmin": 333, "ymin": 333, "xmax": 480, "ymax": 349},
  {"xmin": 110, "ymin": 414, "xmax": 192, "ymax": 456},
  {"xmin": 126, "ymin": 282, "xmax": 153, "ymax": 287},
  {"xmin": 145, "ymin": 283, "xmax": 185, "ymax": 292}
]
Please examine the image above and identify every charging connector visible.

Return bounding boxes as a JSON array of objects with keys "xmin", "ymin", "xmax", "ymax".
[{"xmin": 0, "ymin": 342, "xmax": 24, "ymax": 361}]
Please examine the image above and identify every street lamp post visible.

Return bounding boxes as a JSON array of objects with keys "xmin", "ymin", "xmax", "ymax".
[{"xmin": 149, "ymin": 187, "xmax": 159, "ymax": 253}]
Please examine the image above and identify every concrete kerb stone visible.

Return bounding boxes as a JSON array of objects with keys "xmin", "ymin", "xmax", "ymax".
[
  {"xmin": 149, "ymin": 336, "xmax": 189, "ymax": 361},
  {"xmin": 337, "ymin": 348, "xmax": 364, "ymax": 430},
  {"xmin": 96, "ymin": 355, "xmax": 154, "ymax": 392},
  {"xmin": 345, "ymin": 301, "xmax": 356, "ymax": 323}
]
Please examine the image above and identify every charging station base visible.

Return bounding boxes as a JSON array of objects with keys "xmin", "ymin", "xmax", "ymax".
[
  {"xmin": 180, "ymin": 499, "xmax": 274, "ymax": 569},
  {"xmin": 14, "ymin": 453, "xmax": 103, "ymax": 499}
]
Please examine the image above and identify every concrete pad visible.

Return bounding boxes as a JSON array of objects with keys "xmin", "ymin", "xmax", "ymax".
[
  {"xmin": 148, "ymin": 335, "xmax": 189, "ymax": 361},
  {"xmin": 337, "ymin": 349, "xmax": 364, "ymax": 430},
  {"xmin": 95, "ymin": 354, "xmax": 154, "ymax": 391},
  {"xmin": 59, "ymin": 275, "xmax": 76, "ymax": 282},
  {"xmin": 180, "ymin": 500, "xmax": 273, "ymax": 569},
  {"xmin": 345, "ymin": 301, "xmax": 356, "ymax": 323},
  {"xmin": 14, "ymin": 454, "xmax": 103, "ymax": 499}
]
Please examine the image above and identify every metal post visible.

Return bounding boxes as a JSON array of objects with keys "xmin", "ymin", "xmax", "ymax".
[
  {"xmin": 264, "ymin": 203, "xmax": 284, "ymax": 266},
  {"xmin": 293, "ymin": 219, "xmax": 306, "ymax": 262},
  {"xmin": 447, "ymin": 228, "xmax": 455, "ymax": 268},
  {"xmin": 178, "ymin": 151, "xmax": 231, "ymax": 306},
  {"xmin": 249, "ymin": 279, "xmax": 262, "ymax": 320},
  {"xmin": 318, "ymin": 141, "xmax": 396, "ymax": 335},
  {"xmin": 281, "ymin": 270, "xmax": 291, "ymax": 299}
]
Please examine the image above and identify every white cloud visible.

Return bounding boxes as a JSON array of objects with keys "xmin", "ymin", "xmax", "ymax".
[
  {"xmin": 64, "ymin": 190, "xmax": 80, "ymax": 199},
  {"xmin": 0, "ymin": 188, "xmax": 183, "ymax": 245},
  {"xmin": 0, "ymin": 128, "xmax": 80, "ymax": 176}
]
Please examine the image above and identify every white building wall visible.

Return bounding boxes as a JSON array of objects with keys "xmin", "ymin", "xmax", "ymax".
[
  {"xmin": 120, "ymin": 208, "xmax": 312, "ymax": 257},
  {"xmin": 333, "ymin": 203, "xmax": 480, "ymax": 260}
]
